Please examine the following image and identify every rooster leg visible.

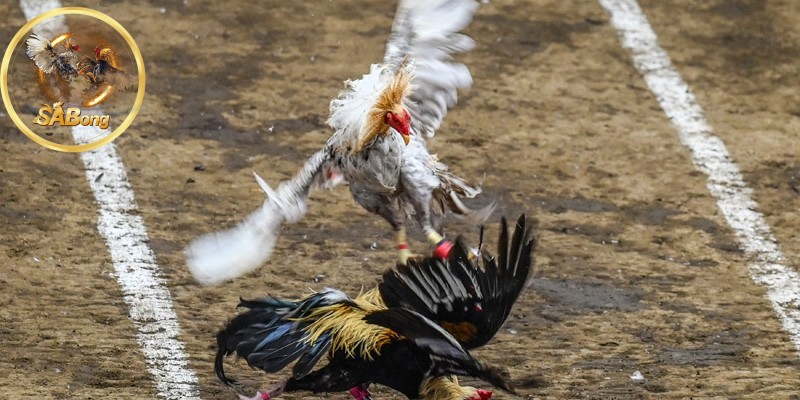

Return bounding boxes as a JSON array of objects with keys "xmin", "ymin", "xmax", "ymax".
[
  {"xmin": 238, "ymin": 381, "xmax": 286, "ymax": 400},
  {"xmin": 398, "ymin": 169, "xmax": 454, "ymax": 259},
  {"xmin": 416, "ymin": 200, "xmax": 453, "ymax": 258},
  {"xmin": 425, "ymin": 226, "xmax": 454, "ymax": 259},
  {"xmin": 399, "ymin": 192, "xmax": 454, "ymax": 259},
  {"xmin": 351, "ymin": 189, "xmax": 407, "ymax": 263},
  {"xmin": 396, "ymin": 227, "xmax": 411, "ymax": 265}
]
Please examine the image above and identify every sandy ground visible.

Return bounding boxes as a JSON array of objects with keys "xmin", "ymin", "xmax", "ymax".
[{"xmin": 1, "ymin": 0, "xmax": 800, "ymax": 399}]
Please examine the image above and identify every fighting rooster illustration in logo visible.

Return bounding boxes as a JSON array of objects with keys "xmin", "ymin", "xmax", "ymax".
[
  {"xmin": 26, "ymin": 33, "xmax": 133, "ymax": 106},
  {"xmin": 25, "ymin": 32, "xmax": 80, "ymax": 81}
]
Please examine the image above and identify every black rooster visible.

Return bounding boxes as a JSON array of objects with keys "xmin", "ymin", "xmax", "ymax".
[
  {"xmin": 216, "ymin": 215, "xmax": 536, "ymax": 400},
  {"xmin": 76, "ymin": 45, "xmax": 133, "ymax": 91}
]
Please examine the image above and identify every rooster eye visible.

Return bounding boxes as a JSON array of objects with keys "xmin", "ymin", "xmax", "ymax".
[{"xmin": 386, "ymin": 112, "xmax": 403, "ymax": 126}]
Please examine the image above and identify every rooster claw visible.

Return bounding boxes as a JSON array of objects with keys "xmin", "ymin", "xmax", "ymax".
[{"xmin": 239, "ymin": 382, "xmax": 286, "ymax": 400}]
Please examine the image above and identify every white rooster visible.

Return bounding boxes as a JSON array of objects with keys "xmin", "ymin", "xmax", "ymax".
[
  {"xmin": 26, "ymin": 32, "xmax": 80, "ymax": 81},
  {"xmin": 187, "ymin": 0, "xmax": 492, "ymax": 286}
]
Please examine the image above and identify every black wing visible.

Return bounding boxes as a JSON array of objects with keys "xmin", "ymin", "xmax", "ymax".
[
  {"xmin": 95, "ymin": 60, "xmax": 133, "ymax": 90},
  {"xmin": 378, "ymin": 214, "xmax": 536, "ymax": 349}
]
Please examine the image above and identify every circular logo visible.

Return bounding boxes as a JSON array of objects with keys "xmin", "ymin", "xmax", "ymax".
[{"xmin": 1, "ymin": 7, "xmax": 145, "ymax": 152}]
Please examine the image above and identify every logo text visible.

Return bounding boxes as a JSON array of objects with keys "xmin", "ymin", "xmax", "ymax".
[{"xmin": 33, "ymin": 102, "xmax": 110, "ymax": 129}]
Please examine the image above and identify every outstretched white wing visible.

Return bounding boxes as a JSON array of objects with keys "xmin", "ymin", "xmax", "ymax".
[
  {"xmin": 326, "ymin": 0, "xmax": 478, "ymax": 147},
  {"xmin": 26, "ymin": 33, "xmax": 56, "ymax": 73},
  {"xmin": 385, "ymin": 0, "xmax": 479, "ymax": 138}
]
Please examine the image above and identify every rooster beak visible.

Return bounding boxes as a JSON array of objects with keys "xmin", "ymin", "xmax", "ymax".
[{"xmin": 399, "ymin": 119, "xmax": 411, "ymax": 145}]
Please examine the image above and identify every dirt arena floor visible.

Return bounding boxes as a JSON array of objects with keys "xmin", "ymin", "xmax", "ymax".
[{"xmin": 2, "ymin": 0, "xmax": 800, "ymax": 399}]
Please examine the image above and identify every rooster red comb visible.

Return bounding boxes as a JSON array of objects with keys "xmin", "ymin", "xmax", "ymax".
[
  {"xmin": 65, "ymin": 38, "xmax": 78, "ymax": 51},
  {"xmin": 95, "ymin": 45, "xmax": 101, "ymax": 55}
]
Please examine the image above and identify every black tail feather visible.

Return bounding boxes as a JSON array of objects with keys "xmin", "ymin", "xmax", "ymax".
[
  {"xmin": 293, "ymin": 332, "xmax": 332, "ymax": 378},
  {"xmin": 246, "ymin": 327, "xmax": 309, "ymax": 373},
  {"xmin": 216, "ymin": 305, "xmax": 283, "ymax": 386},
  {"xmin": 215, "ymin": 328, "xmax": 235, "ymax": 386},
  {"xmin": 378, "ymin": 213, "xmax": 537, "ymax": 349},
  {"xmin": 215, "ymin": 292, "xmax": 343, "ymax": 387}
]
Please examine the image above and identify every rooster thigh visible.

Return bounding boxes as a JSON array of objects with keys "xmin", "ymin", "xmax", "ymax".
[{"xmin": 350, "ymin": 187, "xmax": 405, "ymax": 231}]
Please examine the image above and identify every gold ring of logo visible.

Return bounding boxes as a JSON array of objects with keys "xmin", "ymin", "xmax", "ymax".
[{"xmin": 1, "ymin": 7, "xmax": 146, "ymax": 152}]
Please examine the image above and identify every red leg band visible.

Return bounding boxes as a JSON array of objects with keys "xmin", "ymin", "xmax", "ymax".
[
  {"xmin": 398, "ymin": 243, "xmax": 409, "ymax": 250},
  {"xmin": 433, "ymin": 239, "xmax": 454, "ymax": 259}
]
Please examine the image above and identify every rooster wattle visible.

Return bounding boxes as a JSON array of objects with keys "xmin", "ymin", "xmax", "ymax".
[
  {"xmin": 186, "ymin": 0, "xmax": 493, "ymax": 286},
  {"xmin": 216, "ymin": 215, "xmax": 536, "ymax": 400}
]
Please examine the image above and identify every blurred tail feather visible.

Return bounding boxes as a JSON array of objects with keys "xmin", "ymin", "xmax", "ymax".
[{"xmin": 447, "ymin": 191, "xmax": 495, "ymax": 225}]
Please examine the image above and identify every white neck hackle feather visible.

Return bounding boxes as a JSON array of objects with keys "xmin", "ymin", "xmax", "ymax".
[{"xmin": 327, "ymin": 63, "xmax": 412, "ymax": 152}]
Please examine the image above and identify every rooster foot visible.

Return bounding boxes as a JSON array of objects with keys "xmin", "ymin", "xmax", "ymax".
[
  {"xmin": 468, "ymin": 389, "xmax": 493, "ymax": 400},
  {"xmin": 349, "ymin": 383, "xmax": 373, "ymax": 400},
  {"xmin": 239, "ymin": 382, "xmax": 286, "ymax": 400}
]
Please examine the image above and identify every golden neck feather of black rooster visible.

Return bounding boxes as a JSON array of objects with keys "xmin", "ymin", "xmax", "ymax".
[
  {"xmin": 296, "ymin": 288, "xmax": 395, "ymax": 360},
  {"xmin": 96, "ymin": 47, "xmax": 122, "ymax": 68},
  {"xmin": 357, "ymin": 68, "xmax": 411, "ymax": 152}
]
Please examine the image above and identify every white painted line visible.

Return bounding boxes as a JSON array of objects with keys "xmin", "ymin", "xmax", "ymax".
[
  {"xmin": 73, "ymin": 126, "xmax": 201, "ymax": 399},
  {"xmin": 19, "ymin": 0, "xmax": 65, "ymax": 35},
  {"xmin": 19, "ymin": 2, "xmax": 201, "ymax": 398},
  {"xmin": 598, "ymin": 0, "xmax": 800, "ymax": 352}
]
